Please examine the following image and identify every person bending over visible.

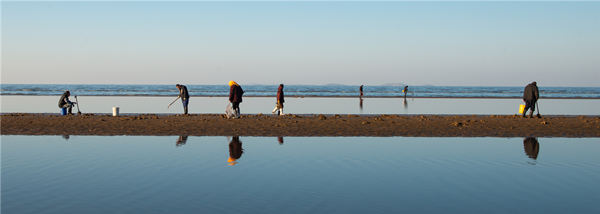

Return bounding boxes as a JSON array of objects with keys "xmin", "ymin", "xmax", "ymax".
[{"xmin": 58, "ymin": 90, "xmax": 76, "ymax": 115}]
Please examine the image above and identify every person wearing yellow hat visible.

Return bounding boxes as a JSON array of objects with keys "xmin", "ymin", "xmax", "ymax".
[
  {"xmin": 228, "ymin": 136, "xmax": 243, "ymax": 166},
  {"xmin": 228, "ymin": 80, "xmax": 244, "ymax": 118}
]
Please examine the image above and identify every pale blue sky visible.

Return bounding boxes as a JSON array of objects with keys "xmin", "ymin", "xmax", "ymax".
[{"xmin": 2, "ymin": 1, "xmax": 599, "ymax": 86}]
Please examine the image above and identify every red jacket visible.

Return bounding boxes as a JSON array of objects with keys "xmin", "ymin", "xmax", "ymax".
[
  {"xmin": 277, "ymin": 85, "xmax": 284, "ymax": 103},
  {"xmin": 229, "ymin": 85, "xmax": 244, "ymax": 103}
]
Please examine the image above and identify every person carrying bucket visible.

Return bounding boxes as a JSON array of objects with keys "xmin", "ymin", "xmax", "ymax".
[
  {"xmin": 228, "ymin": 80, "xmax": 244, "ymax": 118},
  {"xmin": 58, "ymin": 90, "xmax": 76, "ymax": 115},
  {"xmin": 522, "ymin": 81, "xmax": 539, "ymax": 118},
  {"xmin": 272, "ymin": 84, "xmax": 285, "ymax": 116},
  {"xmin": 176, "ymin": 84, "xmax": 190, "ymax": 115}
]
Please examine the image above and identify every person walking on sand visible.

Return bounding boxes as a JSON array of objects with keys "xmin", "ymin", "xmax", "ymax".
[
  {"xmin": 229, "ymin": 80, "xmax": 244, "ymax": 118},
  {"xmin": 176, "ymin": 84, "xmax": 190, "ymax": 115},
  {"xmin": 522, "ymin": 81, "xmax": 539, "ymax": 118},
  {"xmin": 58, "ymin": 90, "xmax": 76, "ymax": 115},
  {"xmin": 402, "ymin": 86, "xmax": 408, "ymax": 99},
  {"xmin": 272, "ymin": 84, "xmax": 285, "ymax": 116},
  {"xmin": 359, "ymin": 85, "xmax": 364, "ymax": 97}
]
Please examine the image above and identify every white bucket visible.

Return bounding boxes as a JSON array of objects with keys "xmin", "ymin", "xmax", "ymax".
[{"xmin": 112, "ymin": 107, "xmax": 120, "ymax": 116}]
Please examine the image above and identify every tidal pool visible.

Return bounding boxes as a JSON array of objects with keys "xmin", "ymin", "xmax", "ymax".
[
  {"xmin": 2, "ymin": 136, "xmax": 599, "ymax": 214},
  {"xmin": 2, "ymin": 95, "xmax": 600, "ymax": 115}
]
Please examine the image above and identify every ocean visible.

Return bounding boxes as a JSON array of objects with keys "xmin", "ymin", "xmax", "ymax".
[{"xmin": 2, "ymin": 84, "xmax": 599, "ymax": 98}]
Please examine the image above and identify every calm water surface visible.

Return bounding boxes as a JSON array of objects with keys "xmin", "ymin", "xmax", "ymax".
[
  {"xmin": 2, "ymin": 96, "xmax": 600, "ymax": 115},
  {"xmin": 2, "ymin": 136, "xmax": 600, "ymax": 214}
]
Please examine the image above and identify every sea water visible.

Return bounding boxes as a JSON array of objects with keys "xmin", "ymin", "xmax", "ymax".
[
  {"xmin": 2, "ymin": 136, "xmax": 599, "ymax": 214},
  {"xmin": 2, "ymin": 84, "xmax": 599, "ymax": 98}
]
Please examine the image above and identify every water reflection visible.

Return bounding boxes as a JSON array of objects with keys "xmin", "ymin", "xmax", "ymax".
[
  {"xmin": 176, "ymin": 135, "xmax": 188, "ymax": 147},
  {"xmin": 277, "ymin": 136, "xmax": 284, "ymax": 145},
  {"xmin": 228, "ymin": 136, "xmax": 244, "ymax": 166},
  {"xmin": 359, "ymin": 98, "xmax": 364, "ymax": 112},
  {"xmin": 403, "ymin": 98, "xmax": 408, "ymax": 109},
  {"xmin": 62, "ymin": 135, "xmax": 70, "ymax": 141},
  {"xmin": 523, "ymin": 137, "xmax": 540, "ymax": 161}
]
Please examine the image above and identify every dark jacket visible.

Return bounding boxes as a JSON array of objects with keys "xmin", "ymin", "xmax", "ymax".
[
  {"xmin": 179, "ymin": 85, "xmax": 189, "ymax": 100},
  {"xmin": 277, "ymin": 85, "xmax": 284, "ymax": 103},
  {"xmin": 58, "ymin": 92, "xmax": 71, "ymax": 107},
  {"xmin": 523, "ymin": 83, "xmax": 539, "ymax": 101},
  {"xmin": 229, "ymin": 84, "xmax": 244, "ymax": 103}
]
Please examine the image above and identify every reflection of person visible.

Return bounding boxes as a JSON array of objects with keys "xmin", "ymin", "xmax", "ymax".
[
  {"xmin": 359, "ymin": 97, "xmax": 363, "ymax": 111},
  {"xmin": 522, "ymin": 81, "xmax": 539, "ymax": 118},
  {"xmin": 62, "ymin": 135, "xmax": 70, "ymax": 141},
  {"xmin": 228, "ymin": 136, "xmax": 244, "ymax": 166},
  {"xmin": 176, "ymin": 84, "xmax": 190, "ymax": 115},
  {"xmin": 359, "ymin": 85, "xmax": 364, "ymax": 97},
  {"xmin": 403, "ymin": 98, "xmax": 408, "ymax": 109},
  {"xmin": 523, "ymin": 137, "xmax": 540, "ymax": 160},
  {"xmin": 272, "ymin": 84, "xmax": 285, "ymax": 116},
  {"xmin": 277, "ymin": 136, "xmax": 284, "ymax": 145},
  {"xmin": 58, "ymin": 90, "xmax": 76, "ymax": 115},
  {"xmin": 176, "ymin": 135, "xmax": 188, "ymax": 147},
  {"xmin": 228, "ymin": 81, "xmax": 244, "ymax": 118}
]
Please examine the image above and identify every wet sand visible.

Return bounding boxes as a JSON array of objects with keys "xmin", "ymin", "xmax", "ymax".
[{"xmin": 1, "ymin": 113, "xmax": 599, "ymax": 137}]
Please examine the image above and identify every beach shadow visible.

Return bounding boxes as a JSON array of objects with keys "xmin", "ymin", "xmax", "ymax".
[
  {"xmin": 228, "ymin": 136, "xmax": 244, "ymax": 166},
  {"xmin": 176, "ymin": 135, "xmax": 188, "ymax": 147},
  {"xmin": 523, "ymin": 137, "xmax": 540, "ymax": 164}
]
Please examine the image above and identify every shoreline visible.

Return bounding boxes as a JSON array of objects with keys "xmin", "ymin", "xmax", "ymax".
[
  {"xmin": 2, "ymin": 113, "xmax": 599, "ymax": 137},
  {"xmin": 2, "ymin": 94, "xmax": 599, "ymax": 99}
]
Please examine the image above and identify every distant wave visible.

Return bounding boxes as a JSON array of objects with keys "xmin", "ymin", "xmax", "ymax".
[{"xmin": 1, "ymin": 84, "xmax": 599, "ymax": 98}]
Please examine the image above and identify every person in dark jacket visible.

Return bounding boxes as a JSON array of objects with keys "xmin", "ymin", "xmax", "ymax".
[
  {"xmin": 228, "ymin": 80, "xmax": 244, "ymax": 118},
  {"xmin": 522, "ymin": 81, "xmax": 539, "ymax": 118},
  {"xmin": 359, "ymin": 85, "xmax": 364, "ymax": 97},
  {"xmin": 58, "ymin": 90, "xmax": 76, "ymax": 115},
  {"xmin": 176, "ymin": 84, "xmax": 190, "ymax": 115},
  {"xmin": 272, "ymin": 84, "xmax": 285, "ymax": 115},
  {"xmin": 403, "ymin": 86, "xmax": 408, "ymax": 99}
]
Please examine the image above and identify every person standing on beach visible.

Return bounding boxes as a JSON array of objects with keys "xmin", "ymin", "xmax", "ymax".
[
  {"xmin": 176, "ymin": 84, "xmax": 190, "ymax": 115},
  {"xmin": 58, "ymin": 90, "xmax": 76, "ymax": 115},
  {"xmin": 229, "ymin": 80, "xmax": 244, "ymax": 118},
  {"xmin": 402, "ymin": 86, "xmax": 408, "ymax": 99},
  {"xmin": 272, "ymin": 84, "xmax": 285, "ymax": 116},
  {"xmin": 522, "ymin": 81, "xmax": 539, "ymax": 118},
  {"xmin": 359, "ymin": 85, "xmax": 364, "ymax": 97}
]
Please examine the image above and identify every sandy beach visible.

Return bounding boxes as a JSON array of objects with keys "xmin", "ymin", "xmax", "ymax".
[{"xmin": 1, "ymin": 113, "xmax": 598, "ymax": 137}]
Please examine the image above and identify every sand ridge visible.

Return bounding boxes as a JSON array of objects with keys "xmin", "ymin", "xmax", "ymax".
[{"xmin": 1, "ymin": 113, "xmax": 599, "ymax": 137}]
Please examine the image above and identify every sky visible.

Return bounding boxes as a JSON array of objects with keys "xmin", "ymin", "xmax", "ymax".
[{"xmin": 1, "ymin": 1, "xmax": 599, "ymax": 86}]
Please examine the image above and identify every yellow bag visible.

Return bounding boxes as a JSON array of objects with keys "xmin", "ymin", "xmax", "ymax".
[{"xmin": 518, "ymin": 104, "xmax": 526, "ymax": 114}]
